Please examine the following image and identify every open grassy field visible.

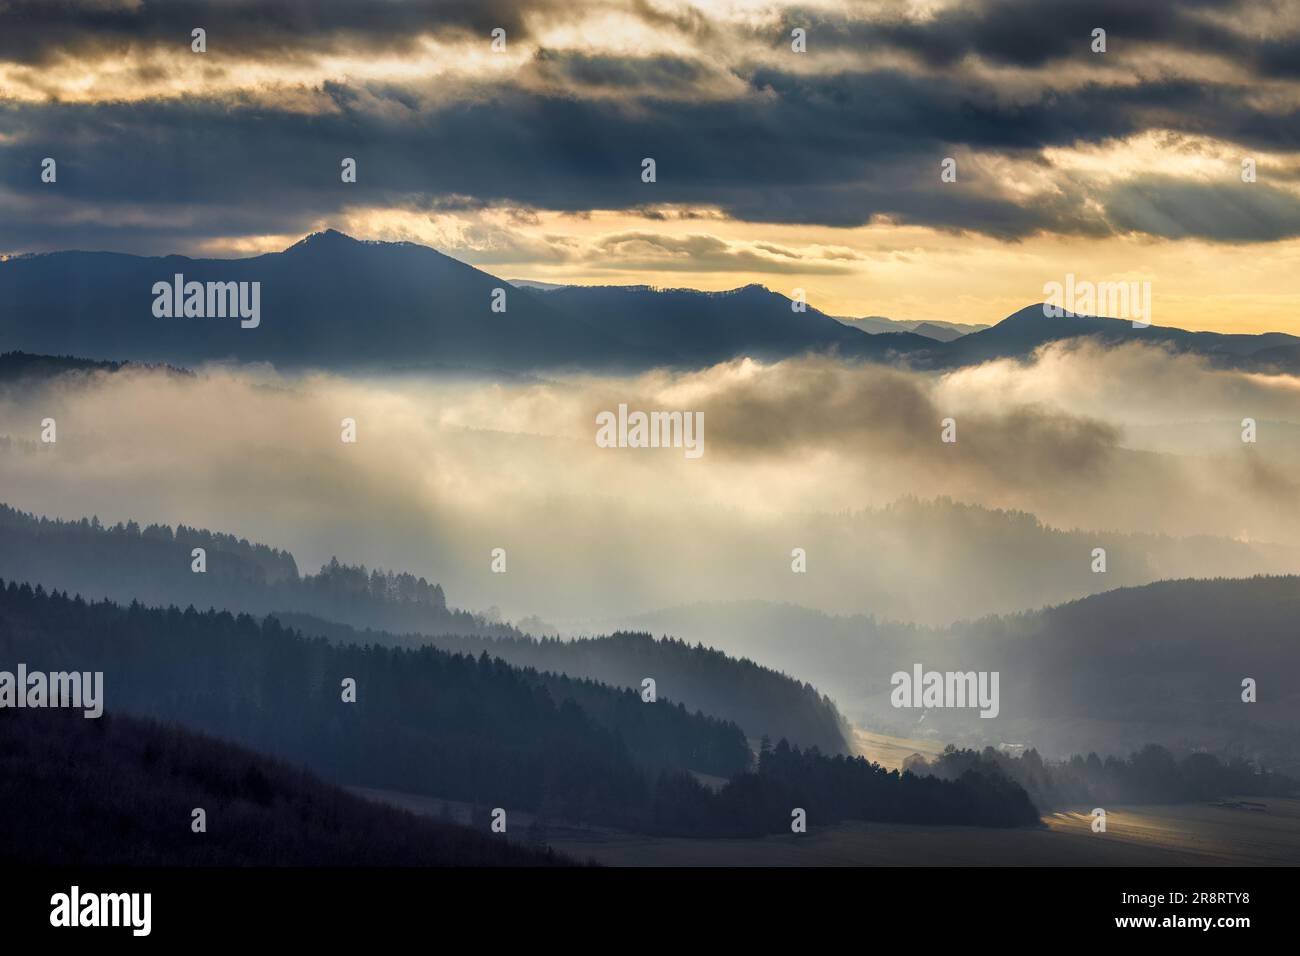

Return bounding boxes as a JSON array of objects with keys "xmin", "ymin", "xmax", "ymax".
[{"xmin": 546, "ymin": 798, "xmax": 1300, "ymax": 867}]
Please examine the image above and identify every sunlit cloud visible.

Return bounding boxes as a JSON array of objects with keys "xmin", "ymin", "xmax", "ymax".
[{"xmin": 1, "ymin": 344, "xmax": 1298, "ymax": 624}]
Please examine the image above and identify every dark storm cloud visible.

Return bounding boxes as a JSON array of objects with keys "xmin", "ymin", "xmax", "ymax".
[
  {"xmin": 530, "ymin": 49, "xmax": 712, "ymax": 91},
  {"xmin": 3, "ymin": 0, "xmax": 1272, "ymax": 74},
  {"xmin": 0, "ymin": 69, "xmax": 1053, "ymax": 250},
  {"xmin": 784, "ymin": 0, "xmax": 1261, "ymax": 72},
  {"xmin": 1255, "ymin": 34, "xmax": 1300, "ymax": 79},
  {"xmin": 5, "ymin": 58, "xmax": 1300, "ymax": 252},
  {"xmin": 0, "ymin": 0, "xmax": 555, "ymax": 65},
  {"xmin": 1103, "ymin": 176, "xmax": 1300, "ymax": 241},
  {"xmin": 2, "ymin": 1, "xmax": 1299, "ymax": 250}
]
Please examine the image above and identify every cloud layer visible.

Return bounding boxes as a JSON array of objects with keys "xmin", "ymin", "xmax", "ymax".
[
  {"xmin": 3, "ymin": 0, "xmax": 1300, "ymax": 254},
  {"xmin": 2, "ymin": 340, "xmax": 1298, "ymax": 626}
]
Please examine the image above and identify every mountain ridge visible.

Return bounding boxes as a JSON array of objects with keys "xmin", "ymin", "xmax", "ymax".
[{"xmin": 3, "ymin": 231, "xmax": 1297, "ymax": 373}]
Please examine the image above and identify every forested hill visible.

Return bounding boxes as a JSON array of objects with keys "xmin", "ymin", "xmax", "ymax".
[
  {"xmin": 645, "ymin": 577, "xmax": 1300, "ymax": 775},
  {"xmin": 0, "ymin": 503, "xmax": 515, "ymax": 639},
  {"xmin": 910, "ymin": 744, "xmax": 1295, "ymax": 811},
  {"xmin": 0, "ymin": 580, "xmax": 1039, "ymax": 835},
  {"xmin": 0, "ymin": 708, "xmax": 570, "ymax": 866},
  {"xmin": 0, "ymin": 350, "xmax": 192, "ymax": 386},
  {"xmin": 0, "ymin": 502, "xmax": 852, "ymax": 753},
  {"xmin": 274, "ymin": 612, "xmax": 850, "ymax": 754},
  {"xmin": 0, "ymin": 580, "xmax": 749, "ymax": 828}
]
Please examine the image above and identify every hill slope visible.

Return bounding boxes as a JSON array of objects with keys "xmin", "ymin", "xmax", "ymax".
[
  {"xmin": 0, "ymin": 502, "xmax": 515, "ymax": 640},
  {"xmin": 271, "ymin": 614, "xmax": 852, "ymax": 754},
  {"xmin": 0, "ymin": 708, "xmax": 568, "ymax": 866},
  {"xmin": 0, "ymin": 231, "xmax": 623, "ymax": 371},
  {"xmin": 0, "ymin": 580, "xmax": 751, "ymax": 826},
  {"xmin": 0, "ymin": 501, "xmax": 849, "ymax": 751},
  {"xmin": 930, "ymin": 303, "xmax": 1300, "ymax": 371},
  {"xmin": 629, "ymin": 576, "xmax": 1300, "ymax": 774}
]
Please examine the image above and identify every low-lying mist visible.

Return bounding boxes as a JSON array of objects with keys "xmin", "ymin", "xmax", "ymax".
[{"xmin": 1, "ymin": 339, "xmax": 1298, "ymax": 627}]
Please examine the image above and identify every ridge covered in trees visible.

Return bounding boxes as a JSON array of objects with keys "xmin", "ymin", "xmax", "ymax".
[
  {"xmin": 651, "ymin": 737, "xmax": 1039, "ymax": 837},
  {"xmin": 643, "ymin": 575, "xmax": 1300, "ymax": 775},
  {"xmin": 0, "ymin": 579, "xmax": 748, "ymax": 827},
  {"xmin": 0, "ymin": 502, "xmax": 508, "ymax": 639},
  {"xmin": 0, "ymin": 580, "xmax": 1039, "ymax": 835},
  {"xmin": 0, "ymin": 501, "xmax": 850, "ymax": 752},
  {"xmin": 909, "ymin": 744, "xmax": 1296, "ymax": 809},
  {"xmin": 275, "ymin": 612, "xmax": 851, "ymax": 753},
  {"xmin": 0, "ymin": 350, "xmax": 193, "ymax": 386},
  {"xmin": 0, "ymin": 707, "xmax": 570, "ymax": 866}
]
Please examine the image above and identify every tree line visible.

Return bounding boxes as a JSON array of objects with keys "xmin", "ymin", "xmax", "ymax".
[
  {"xmin": 649, "ymin": 736, "xmax": 1038, "ymax": 837},
  {"xmin": 908, "ymin": 743, "xmax": 1296, "ymax": 809},
  {"xmin": 0, "ymin": 501, "xmax": 853, "ymax": 754},
  {"xmin": 0, "ymin": 502, "xmax": 510, "ymax": 639},
  {"xmin": 0, "ymin": 707, "xmax": 570, "ymax": 866},
  {"xmin": 275, "ymin": 612, "xmax": 852, "ymax": 754},
  {"xmin": 0, "ymin": 579, "xmax": 1040, "ymax": 836}
]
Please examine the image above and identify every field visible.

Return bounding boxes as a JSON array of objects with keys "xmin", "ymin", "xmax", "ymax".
[
  {"xmin": 547, "ymin": 799, "xmax": 1300, "ymax": 867},
  {"xmin": 350, "ymin": 783, "xmax": 1300, "ymax": 867},
  {"xmin": 851, "ymin": 727, "xmax": 946, "ymax": 769}
]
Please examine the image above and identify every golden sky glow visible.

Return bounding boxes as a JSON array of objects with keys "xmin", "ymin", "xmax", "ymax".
[
  {"xmin": 200, "ymin": 199, "xmax": 1300, "ymax": 334},
  {"xmin": 2, "ymin": 0, "xmax": 1298, "ymax": 333}
]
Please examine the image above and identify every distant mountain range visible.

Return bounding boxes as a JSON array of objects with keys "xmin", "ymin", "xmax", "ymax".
[
  {"xmin": 517, "ymin": 287, "xmax": 990, "ymax": 341},
  {"xmin": 3, "ymin": 230, "xmax": 1298, "ymax": 372},
  {"xmin": 834, "ymin": 315, "xmax": 990, "ymax": 341},
  {"xmin": 271, "ymin": 612, "xmax": 851, "ymax": 753},
  {"xmin": 929, "ymin": 304, "xmax": 1300, "ymax": 371}
]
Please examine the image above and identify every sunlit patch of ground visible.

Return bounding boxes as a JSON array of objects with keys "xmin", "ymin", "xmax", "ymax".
[
  {"xmin": 1042, "ymin": 798, "xmax": 1300, "ymax": 866},
  {"xmin": 851, "ymin": 727, "xmax": 946, "ymax": 770}
]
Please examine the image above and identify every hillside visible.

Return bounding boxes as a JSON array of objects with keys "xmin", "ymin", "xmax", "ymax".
[
  {"xmin": 0, "ymin": 708, "xmax": 569, "ymax": 866},
  {"xmin": 0, "ymin": 350, "xmax": 191, "ymax": 385},
  {"xmin": 538, "ymin": 283, "xmax": 933, "ymax": 366},
  {"xmin": 627, "ymin": 576, "xmax": 1300, "ymax": 774},
  {"xmin": 0, "ymin": 501, "xmax": 850, "ymax": 751},
  {"xmin": 928, "ymin": 303, "xmax": 1300, "ymax": 372},
  {"xmin": 271, "ymin": 614, "xmax": 852, "ymax": 753},
  {"xmin": 0, "ymin": 503, "xmax": 516, "ymax": 641},
  {"xmin": 0, "ymin": 578, "xmax": 1039, "ymax": 837},
  {"xmin": 0, "ymin": 580, "xmax": 750, "ymax": 827}
]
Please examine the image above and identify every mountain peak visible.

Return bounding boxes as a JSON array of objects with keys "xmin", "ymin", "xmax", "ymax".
[
  {"xmin": 1000, "ymin": 303, "xmax": 1061, "ymax": 324},
  {"xmin": 286, "ymin": 229, "xmax": 359, "ymax": 252}
]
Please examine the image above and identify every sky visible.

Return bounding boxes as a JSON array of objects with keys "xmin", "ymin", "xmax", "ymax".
[{"xmin": 1, "ymin": 0, "xmax": 1299, "ymax": 332}]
